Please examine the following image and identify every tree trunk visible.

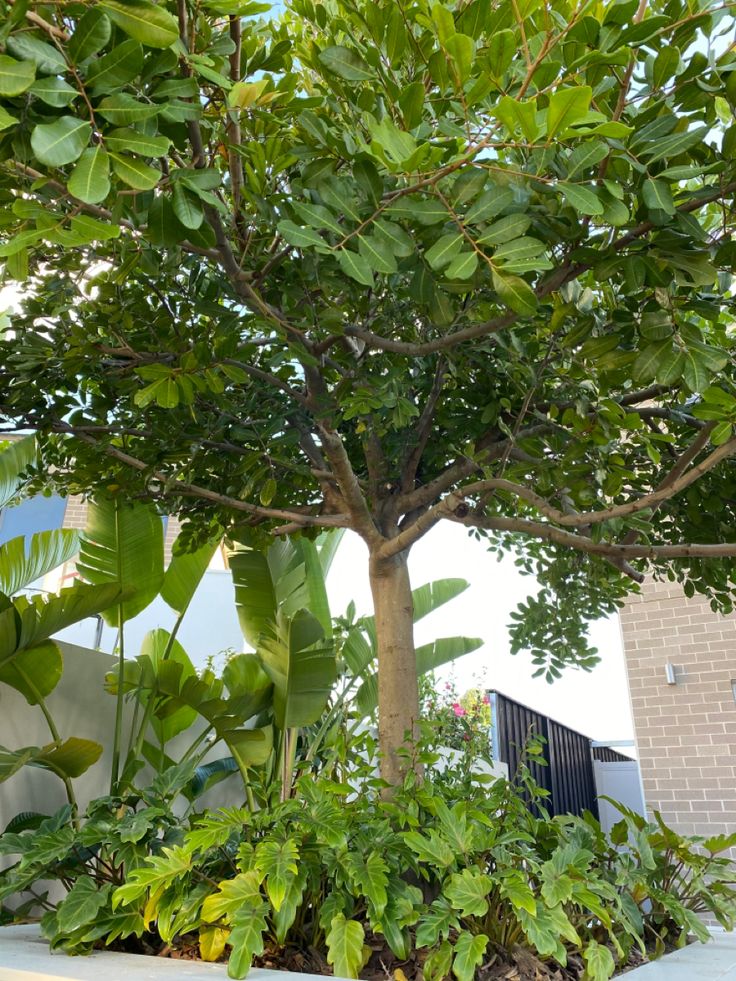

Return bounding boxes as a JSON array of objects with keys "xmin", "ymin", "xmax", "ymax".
[{"xmin": 368, "ymin": 549, "xmax": 420, "ymax": 788}]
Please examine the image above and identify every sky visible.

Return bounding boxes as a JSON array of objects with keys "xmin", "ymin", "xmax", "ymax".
[{"xmin": 326, "ymin": 524, "xmax": 636, "ymax": 748}]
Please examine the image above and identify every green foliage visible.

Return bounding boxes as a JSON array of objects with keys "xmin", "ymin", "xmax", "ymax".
[
  {"xmin": 1, "ymin": 0, "xmax": 735, "ymax": 715},
  {"xmin": 3, "ymin": 730, "xmax": 734, "ymax": 978}
]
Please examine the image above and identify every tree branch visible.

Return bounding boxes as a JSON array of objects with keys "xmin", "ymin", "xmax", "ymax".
[
  {"xmin": 446, "ymin": 511, "xmax": 736, "ymax": 561},
  {"xmin": 401, "ymin": 358, "xmax": 446, "ymax": 493},
  {"xmin": 51, "ymin": 425, "xmax": 348, "ymax": 529},
  {"xmin": 343, "ymin": 181, "xmax": 736, "ymax": 356}
]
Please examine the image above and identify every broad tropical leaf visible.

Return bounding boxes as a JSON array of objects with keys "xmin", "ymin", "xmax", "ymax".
[
  {"xmin": 256, "ymin": 609, "xmax": 336, "ymax": 730},
  {"xmin": 161, "ymin": 535, "xmax": 219, "ymax": 614},
  {"xmin": 0, "ymin": 436, "xmax": 35, "ymax": 509},
  {"xmin": 0, "ymin": 529, "xmax": 79, "ymax": 596},
  {"xmin": 77, "ymin": 497, "xmax": 164, "ymax": 624}
]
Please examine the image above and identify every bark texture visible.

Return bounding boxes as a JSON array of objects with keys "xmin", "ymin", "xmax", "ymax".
[{"xmin": 369, "ymin": 549, "xmax": 420, "ymax": 788}]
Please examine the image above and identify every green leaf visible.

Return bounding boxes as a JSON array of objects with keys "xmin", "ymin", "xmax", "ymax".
[
  {"xmin": 494, "ymin": 237, "xmax": 546, "ymax": 264},
  {"xmin": 464, "ymin": 186, "xmax": 516, "ymax": 223},
  {"xmin": 31, "ymin": 117, "xmax": 90, "ymax": 167},
  {"xmin": 6, "ymin": 34, "xmax": 65, "ymax": 75},
  {"xmin": 374, "ymin": 220, "xmax": 414, "ymax": 258},
  {"xmin": 326, "ymin": 914, "xmax": 365, "ymax": 980},
  {"xmin": 633, "ymin": 340, "xmax": 672, "ymax": 382},
  {"xmin": 416, "ymin": 899, "xmax": 458, "ymax": 948},
  {"xmin": 69, "ymin": 8, "xmax": 112, "ymax": 63},
  {"xmin": 97, "ymin": 94, "xmax": 161, "ymax": 125},
  {"xmin": 345, "ymin": 850, "xmax": 389, "ymax": 916},
  {"xmin": 111, "ymin": 153, "xmax": 160, "ymax": 191},
  {"xmin": 643, "ymin": 178, "xmax": 675, "ymax": 214},
  {"xmin": 445, "ymin": 869, "xmax": 492, "ymax": 917},
  {"xmin": 336, "ymin": 248, "xmax": 374, "ymax": 286},
  {"xmin": 28, "ymin": 77, "xmax": 77, "ymax": 108},
  {"xmin": 292, "ymin": 202, "xmax": 343, "ymax": 236},
  {"xmin": 68, "ymin": 146, "xmax": 111, "ymax": 204},
  {"xmin": 547, "ymin": 86, "xmax": 592, "ymax": 138},
  {"xmin": 0, "ymin": 529, "xmax": 79, "ymax": 597},
  {"xmin": 452, "ymin": 932, "xmax": 488, "ymax": 981},
  {"xmin": 228, "ymin": 903, "xmax": 269, "ymax": 980},
  {"xmin": 113, "ymin": 846, "xmax": 192, "ymax": 909},
  {"xmin": 494, "ymin": 95, "xmax": 540, "ymax": 142},
  {"xmin": 254, "ymin": 839, "xmax": 299, "ymax": 912},
  {"xmin": 446, "ymin": 251, "xmax": 478, "ymax": 279},
  {"xmin": 105, "ymin": 128, "xmax": 171, "ymax": 157},
  {"xmin": 682, "ymin": 351, "xmax": 710, "ymax": 393},
  {"xmin": 358, "ymin": 234, "xmax": 397, "ymax": 274},
  {"xmin": 0, "ymin": 436, "xmax": 36, "ymax": 510},
  {"xmin": 161, "ymin": 536, "xmax": 219, "ymax": 614},
  {"xmin": 277, "ymin": 220, "xmax": 328, "ymax": 251},
  {"xmin": 319, "ymin": 45, "xmax": 373, "ymax": 81},
  {"xmin": 38, "ymin": 737, "xmax": 103, "ymax": 778},
  {"xmin": 0, "ymin": 642, "xmax": 63, "ymax": 705},
  {"xmin": 425, "ymin": 233, "xmax": 464, "ymax": 270},
  {"xmin": 500, "ymin": 876, "xmax": 538, "ymax": 914},
  {"xmin": 583, "ymin": 940, "xmax": 615, "ymax": 981},
  {"xmin": 57, "ymin": 878, "xmax": 110, "ymax": 934},
  {"xmin": 98, "ymin": 0, "xmax": 179, "ymax": 48},
  {"xmin": 559, "ymin": 182, "xmax": 604, "ymax": 215},
  {"xmin": 487, "ymin": 29, "xmax": 515, "ymax": 76},
  {"xmin": 172, "ymin": 183, "xmax": 204, "ymax": 229},
  {"xmin": 566, "ymin": 141, "xmax": 608, "ymax": 178},
  {"xmin": 653, "ymin": 46, "xmax": 680, "ymax": 90},
  {"xmin": 77, "ymin": 497, "xmax": 164, "ymax": 625},
  {"xmin": 445, "ymin": 33, "xmax": 474, "ymax": 84},
  {"xmin": 424, "ymin": 941, "xmax": 453, "ymax": 981},
  {"xmin": 86, "ymin": 40, "xmax": 144, "ymax": 92},
  {"xmin": 256, "ymin": 609, "xmax": 336, "ymax": 730},
  {"xmin": 492, "ymin": 269, "xmax": 537, "ymax": 315},
  {"xmin": 476, "ymin": 213, "xmax": 531, "ymax": 245}
]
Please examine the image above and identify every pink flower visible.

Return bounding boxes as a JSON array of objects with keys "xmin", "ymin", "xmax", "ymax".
[
  {"xmin": 452, "ymin": 703, "xmax": 466, "ymax": 717},
  {"xmin": 482, "ymin": 695, "xmax": 490, "ymax": 705}
]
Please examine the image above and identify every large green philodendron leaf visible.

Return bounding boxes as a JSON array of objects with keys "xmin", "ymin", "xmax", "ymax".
[
  {"xmin": 161, "ymin": 535, "xmax": 219, "ymax": 615},
  {"xmin": 256, "ymin": 609, "xmax": 337, "ymax": 730},
  {"xmin": 77, "ymin": 497, "xmax": 164, "ymax": 624},
  {"xmin": 0, "ymin": 435, "xmax": 36, "ymax": 509},
  {"xmin": 229, "ymin": 532, "xmax": 338, "ymax": 647},
  {"xmin": 355, "ymin": 636, "xmax": 483, "ymax": 718},
  {"xmin": 0, "ymin": 737, "xmax": 103, "ymax": 783},
  {"xmin": 0, "ymin": 529, "xmax": 79, "ymax": 596}
]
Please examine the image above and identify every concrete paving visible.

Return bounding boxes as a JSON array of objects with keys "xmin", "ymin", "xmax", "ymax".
[{"xmin": 623, "ymin": 929, "xmax": 736, "ymax": 978}]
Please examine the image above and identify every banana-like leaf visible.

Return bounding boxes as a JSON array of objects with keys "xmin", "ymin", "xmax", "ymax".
[
  {"xmin": 0, "ymin": 737, "xmax": 103, "ymax": 783},
  {"xmin": 77, "ymin": 497, "xmax": 164, "ymax": 624},
  {"xmin": 0, "ymin": 529, "xmax": 79, "ymax": 596},
  {"xmin": 411, "ymin": 578, "xmax": 470, "ymax": 623},
  {"xmin": 257, "ymin": 609, "xmax": 336, "ymax": 730},
  {"xmin": 190, "ymin": 756, "xmax": 239, "ymax": 797},
  {"xmin": 349, "ymin": 579, "xmax": 472, "ymax": 676},
  {"xmin": 229, "ymin": 535, "xmax": 337, "ymax": 647},
  {"xmin": 355, "ymin": 635, "xmax": 483, "ymax": 718},
  {"xmin": 0, "ymin": 640, "xmax": 62, "ymax": 704},
  {"xmin": 161, "ymin": 535, "xmax": 219, "ymax": 614},
  {"xmin": 0, "ymin": 436, "xmax": 36, "ymax": 510},
  {"xmin": 0, "ymin": 582, "xmax": 121, "ymax": 667},
  {"xmin": 316, "ymin": 529, "xmax": 344, "ymax": 577}
]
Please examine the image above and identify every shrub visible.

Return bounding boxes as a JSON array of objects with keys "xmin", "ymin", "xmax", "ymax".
[{"xmin": 3, "ymin": 729, "xmax": 734, "ymax": 980}]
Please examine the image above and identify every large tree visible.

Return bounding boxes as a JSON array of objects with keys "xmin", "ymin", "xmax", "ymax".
[{"xmin": 1, "ymin": 0, "xmax": 736, "ymax": 782}]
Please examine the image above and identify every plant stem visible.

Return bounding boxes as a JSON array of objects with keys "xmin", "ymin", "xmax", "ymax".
[
  {"xmin": 110, "ymin": 498, "xmax": 126, "ymax": 795},
  {"xmin": 17, "ymin": 665, "xmax": 79, "ymax": 823}
]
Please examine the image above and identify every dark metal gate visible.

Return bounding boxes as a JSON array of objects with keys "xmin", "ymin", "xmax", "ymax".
[{"xmin": 489, "ymin": 690, "xmax": 602, "ymax": 818}]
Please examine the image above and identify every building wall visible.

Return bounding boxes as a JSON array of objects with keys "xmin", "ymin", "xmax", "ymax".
[{"xmin": 619, "ymin": 578, "xmax": 736, "ymax": 840}]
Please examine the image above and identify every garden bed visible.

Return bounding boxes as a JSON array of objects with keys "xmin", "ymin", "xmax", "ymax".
[{"xmin": 0, "ymin": 923, "xmax": 688, "ymax": 981}]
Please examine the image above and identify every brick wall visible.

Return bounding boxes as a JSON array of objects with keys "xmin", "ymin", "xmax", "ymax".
[
  {"xmin": 619, "ymin": 578, "xmax": 736, "ymax": 841},
  {"xmin": 61, "ymin": 497, "xmax": 182, "ymax": 562}
]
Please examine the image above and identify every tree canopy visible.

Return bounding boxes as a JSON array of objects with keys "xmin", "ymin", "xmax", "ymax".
[{"xmin": 0, "ymin": 0, "xmax": 736, "ymax": 765}]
